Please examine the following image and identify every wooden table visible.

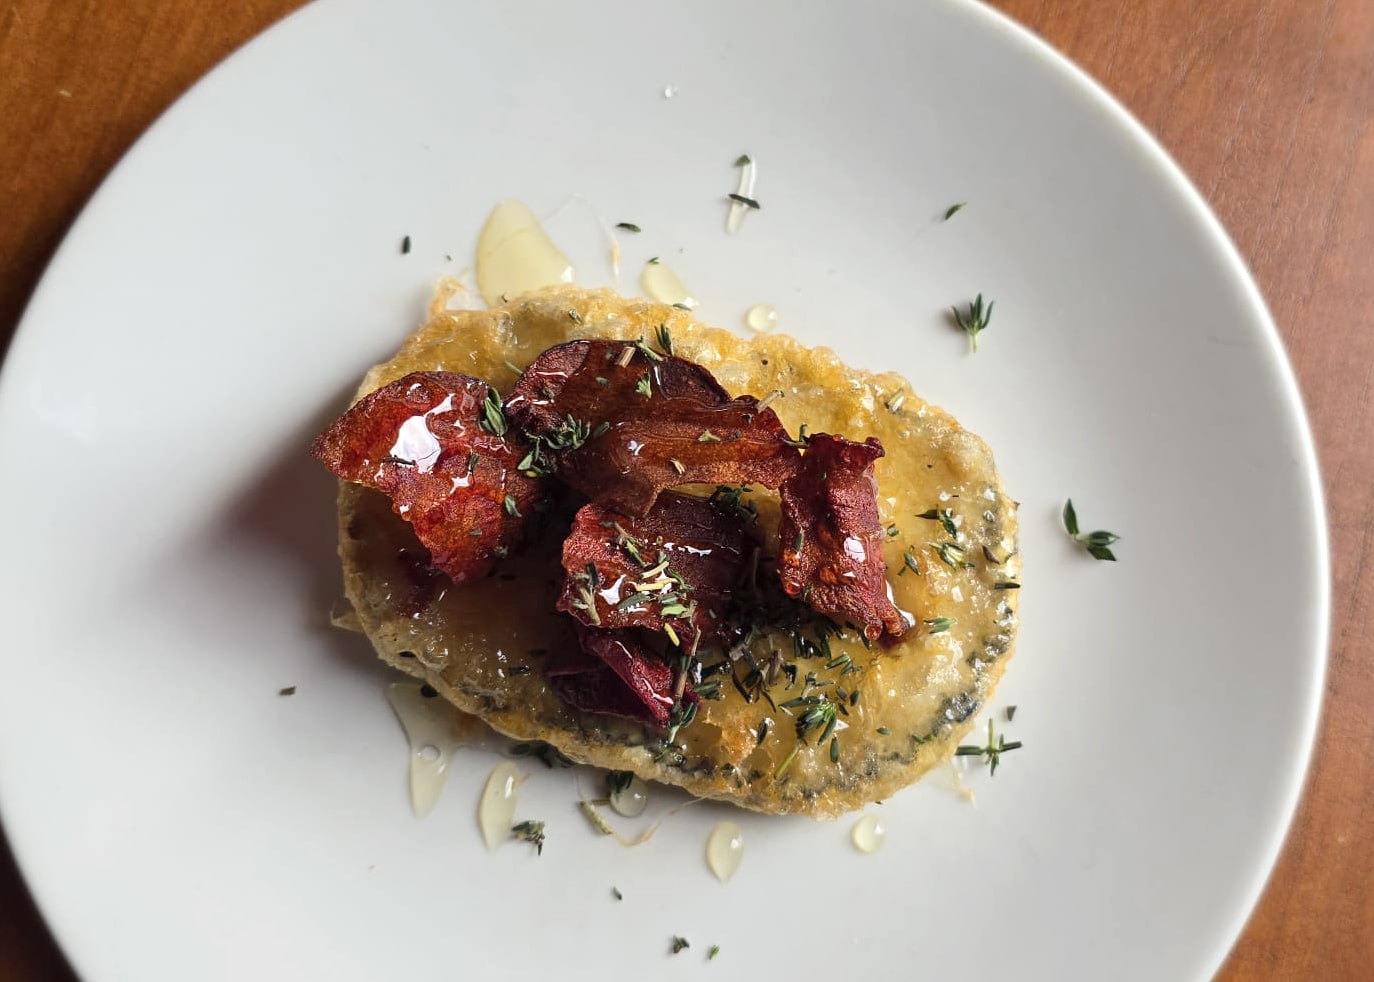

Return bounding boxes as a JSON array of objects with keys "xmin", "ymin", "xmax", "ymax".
[{"xmin": 1, "ymin": 1, "xmax": 1370, "ymax": 978}]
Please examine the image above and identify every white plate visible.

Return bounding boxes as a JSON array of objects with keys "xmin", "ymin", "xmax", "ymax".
[{"xmin": 0, "ymin": 1, "xmax": 1327, "ymax": 979}]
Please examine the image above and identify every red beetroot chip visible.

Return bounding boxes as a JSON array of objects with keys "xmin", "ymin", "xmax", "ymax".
[
  {"xmin": 505, "ymin": 339, "xmax": 800, "ymax": 517},
  {"xmin": 545, "ymin": 625, "xmax": 696, "ymax": 727},
  {"xmin": 504, "ymin": 339, "xmax": 730, "ymax": 433},
  {"xmin": 555, "ymin": 491, "xmax": 757, "ymax": 651},
  {"xmin": 777, "ymin": 433, "xmax": 907, "ymax": 640},
  {"xmin": 310, "ymin": 372, "xmax": 545, "ymax": 584}
]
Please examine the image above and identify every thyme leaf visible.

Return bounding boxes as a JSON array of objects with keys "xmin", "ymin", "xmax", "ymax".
[
  {"xmin": 510, "ymin": 820, "xmax": 545, "ymax": 855},
  {"xmin": 1061, "ymin": 499, "xmax": 1120, "ymax": 561},
  {"xmin": 654, "ymin": 322, "xmax": 674, "ymax": 356},
  {"xmin": 950, "ymin": 293, "xmax": 994, "ymax": 353},
  {"xmin": 955, "ymin": 718, "xmax": 1022, "ymax": 776},
  {"xmin": 480, "ymin": 387, "xmax": 508, "ymax": 436},
  {"xmin": 917, "ymin": 507, "xmax": 959, "ymax": 539}
]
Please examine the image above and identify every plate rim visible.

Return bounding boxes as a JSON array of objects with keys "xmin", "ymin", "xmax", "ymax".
[{"xmin": 0, "ymin": 1, "xmax": 1331, "ymax": 979}]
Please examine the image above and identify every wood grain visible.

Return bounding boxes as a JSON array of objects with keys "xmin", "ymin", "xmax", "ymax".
[{"xmin": 1, "ymin": 1, "xmax": 1370, "ymax": 979}]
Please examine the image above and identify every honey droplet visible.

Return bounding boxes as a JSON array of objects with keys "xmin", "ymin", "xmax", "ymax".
[
  {"xmin": 640, "ymin": 261, "xmax": 697, "ymax": 309},
  {"xmin": 385, "ymin": 682, "xmax": 464, "ymax": 818},
  {"xmin": 851, "ymin": 814, "xmax": 887, "ymax": 854},
  {"xmin": 474, "ymin": 200, "xmax": 574, "ymax": 307},
  {"xmin": 608, "ymin": 774, "xmax": 649, "ymax": 817},
  {"xmin": 477, "ymin": 761, "xmax": 522, "ymax": 851},
  {"xmin": 744, "ymin": 303, "xmax": 777, "ymax": 333},
  {"xmin": 705, "ymin": 821, "xmax": 744, "ymax": 882}
]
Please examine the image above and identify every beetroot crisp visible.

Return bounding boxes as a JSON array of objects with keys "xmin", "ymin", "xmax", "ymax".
[
  {"xmin": 555, "ymin": 491, "xmax": 758, "ymax": 651},
  {"xmin": 778, "ymin": 434, "xmax": 907, "ymax": 640},
  {"xmin": 314, "ymin": 335, "xmax": 906, "ymax": 729},
  {"xmin": 505, "ymin": 339, "xmax": 799, "ymax": 517},
  {"xmin": 310, "ymin": 372, "xmax": 545, "ymax": 584},
  {"xmin": 545, "ymin": 626, "xmax": 697, "ymax": 728}
]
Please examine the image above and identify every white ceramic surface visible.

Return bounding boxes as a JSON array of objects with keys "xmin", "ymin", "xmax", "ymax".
[{"xmin": 0, "ymin": 2, "xmax": 1327, "ymax": 980}]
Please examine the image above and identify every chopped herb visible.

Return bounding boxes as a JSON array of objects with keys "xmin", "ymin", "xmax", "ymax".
[
  {"xmin": 694, "ymin": 679, "xmax": 723, "ymax": 700},
  {"xmin": 419, "ymin": 683, "xmax": 438, "ymax": 698},
  {"xmin": 955, "ymin": 718, "xmax": 1023, "ymax": 775},
  {"xmin": 468, "ymin": 528, "xmax": 482, "ymax": 537},
  {"xmin": 773, "ymin": 742, "xmax": 800, "ymax": 780},
  {"xmin": 503, "ymin": 494, "xmax": 520, "ymax": 517},
  {"xmin": 511, "ymin": 820, "xmax": 545, "ymax": 855},
  {"xmin": 515, "ymin": 442, "xmax": 547, "ymax": 478},
  {"xmin": 278, "ymin": 685, "xmax": 296, "ymax": 696},
  {"xmin": 993, "ymin": 581, "xmax": 1021, "ymax": 590},
  {"xmin": 708, "ymin": 944, "xmax": 721, "ymax": 960},
  {"xmin": 665, "ymin": 698, "xmax": 697, "ymax": 743},
  {"xmin": 943, "ymin": 202, "xmax": 967, "ymax": 221},
  {"xmin": 698, "ymin": 430, "xmax": 721, "ymax": 443},
  {"xmin": 633, "ymin": 337, "xmax": 664, "ymax": 362},
  {"xmin": 647, "ymin": 256, "xmax": 661, "ymax": 265},
  {"xmin": 400, "ymin": 234, "xmax": 411, "ymax": 254},
  {"xmin": 924, "ymin": 616, "xmax": 954, "ymax": 634},
  {"xmin": 544, "ymin": 414, "xmax": 594, "ymax": 450},
  {"xmin": 614, "ymin": 222, "xmax": 642, "ymax": 233},
  {"xmin": 612, "ymin": 886, "xmax": 623, "ymax": 901},
  {"xmin": 917, "ymin": 507, "xmax": 959, "ymax": 539},
  {"xmin": 670, "ymin": 937, "xmax": 690, "ymax": 955},
  {"xmin": 950, "ymin": 293, "xmax": 994, "ymax": 353},
  {"xmin": 876, "ymin": 726, "xmax": 891, "ymax": 735},
  {"xmin": 610, "ymin": 523, "xmax": 646, "ymax": 565},
  {"xmin": 886, "ymin": 523, "xmax": 900, "ymax": 538},
  {"xmin": 884, "ymin": 388, "xmax": 906, "ymax": 413},
  {"xmin": 595, "ymin": 376, "xmax": 609, "ymax": 386},
  {"xmin": 480, "ymin": 387, "xmax": 508, "ymax": 436},
  {"xmin": 635, "ymin": 372, "xmax": 652, "ymax": 397},
  {"xmin": 616, "ymin": 591, "xmax": 653, "ymax": 611},
  {"xmin": 728, "ymin": 193, "xmax": 761, "ymax": 210},
  {"xmin": 654, "ymin": 322, "xmax": 674, "ymax": 355},
  {"xmin": 467, "ymin": 450, "xmax": 479, "ymax": 474},
  {"xmin": 900, "ymin": 549, "xmax": 921, "ymax": 576},
  {"xmin": 792, "ymin": 531, "xmax": 804, "ymax": 553},
  {"xmin": 1062, "ymin": 499, "xmax": 1120, "ymax": 561},
  {"xmin": 830, "ymin": 735, "xmax": 840, "ymax": 762},
  {"xmin": 380, "ymin": 454, "xmax": 414, "ymax": 466},
  {"xmin": 570, "ymin": 564, "xmax": 602, "ymax": 625},
  {"xmin": 567, "ymin": 308, "xmax": 583, "ymax": 324},
  {"xmin": 756, "ymin": 719, "xmax": 770, "ymax": 745},
  {"xmin": 1005, "ymin": 705, "xmax": 1018, "ymax": 722},
  {"xmin": 734, "ymin": 153, "xmax": 752, "ymax": 167},
  {"xmin": 930, "ymin": 541, "xmax": 974, "ymax": 569},
  {"xmin": 795, "ymin": 698, "xmax": 837, "ymax": 744}
]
